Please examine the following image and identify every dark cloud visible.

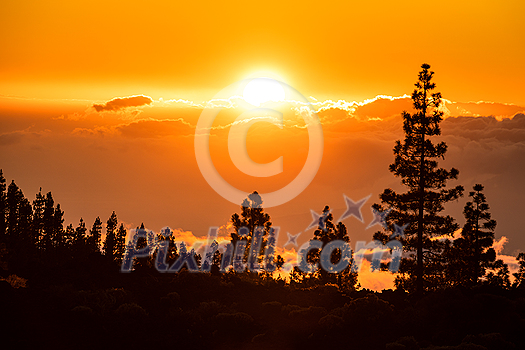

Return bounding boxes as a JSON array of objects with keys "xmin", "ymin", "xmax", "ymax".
[{"xmin": 92, "ymin": 95, "xmax": 153, "ymax": 112}]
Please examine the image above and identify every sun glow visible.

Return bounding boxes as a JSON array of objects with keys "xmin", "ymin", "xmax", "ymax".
[{"xmin": 242, "ymin": 78, "xmax": 286, "ymax": 107}]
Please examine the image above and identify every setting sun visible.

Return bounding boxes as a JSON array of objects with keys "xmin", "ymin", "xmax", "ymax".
[{"xmin": 242, "ymin": 77, "xmax": 286, "ymax": 106}]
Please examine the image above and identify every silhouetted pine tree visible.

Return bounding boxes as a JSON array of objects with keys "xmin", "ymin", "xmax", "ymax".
[
  {"xmin": 202, "ymin": 240, "xmax": 219, "ymax": 272},
  {"xmin": 130, "ymin": 223, "xmax": 156, "ymax": 270},
  {"xmin": 68, "ymin": 218, "xmax": 91, "ymax": 260},
  {"xmin": 31, "ymin": 189, "xmax": 45, "ymax": 248},
  {"xmin": 374, "ymin": 64, "xmax": 463, "ymax": 293},
  {"xmin": 40, "ymin": 192, "xmax": 56, "ymax": 251},
  {"xmin": 6, "ymin": 181, "xmax": 23, "ymax": 239},
  {"xmin": 64, "ymin": 224, "xmax": 75, "ymax": 247},
  {"xmin": 192, "ymin": 248, "xmax": 202, "ymax": 268},
  {"xmin": 89, "ymin": 216, "xmax": 103, "ymax": 252},
  {"xmin": 103, "ymin": 211, "xmax": 118, "ymax": 262},
  {"xmin": 150, "ymin": 227, "xmax": 179, "ymax": 270},
  {"xmin": 4, "ymin": 180, "xmax": 34, "ymax": 272},
  {"xmin": 513, "ymin": 253, "xmax": 525, "ymax": 288},
  {"xmin": 115, "ymin": 223, "xmax": 127, "ymax": 264},
  {"xmin": 53, "ymin": 204, "xmax": 65, "ymax": 249},
  {"xmin": 162, "ymin": 232, "xmax": 179, "ymax": 267},
  {"xmin": 300, "ymin": 206, "xmax": 357, "ymax": 290},
  {"xmin": 230, "ymin": 191, "xmax": 273, "ymax": 271},
  {"xmin": 0, "ymin": 170, "xmax": 6, "ymax": 240},
  {"xmin": 74, "ymin": 218, "xmax": 87, "ymax": 247},
  {"xmin": 102, "ymin": 212, "xmax": 126, "ymax": 264},
  {"xmin": 211, "ymin": 249, "xmax": 222, "ymax": 275},
  {"xmin": 6, "ymin": 181, "xmax": 32, "ymax": 245},
  {"xmin": 445, "ymin": 184, "xmax": 497, "ymax": 287},
  {"xmin": 484, "ymin": 259, "xmax": 510, "ymax": 288}
]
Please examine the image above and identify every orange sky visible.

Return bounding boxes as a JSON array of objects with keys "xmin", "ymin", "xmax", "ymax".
[
  {"xmin": 2, "ymin": 1, "xmax": 525, "ymax": 290},
  {"xmin": 1, "ymin": 0, "xmax": 525, "ymax": 105}
]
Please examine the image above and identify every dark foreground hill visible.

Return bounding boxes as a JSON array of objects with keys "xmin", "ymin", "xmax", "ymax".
[{"xmin": 2, "ymin": 268, "xmax": 525, "ymax": 350}]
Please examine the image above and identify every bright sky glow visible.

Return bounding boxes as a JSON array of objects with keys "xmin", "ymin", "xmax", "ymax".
[{"xmin": 242, "ymin": 78, "xmax": 286, "ymax": 107}]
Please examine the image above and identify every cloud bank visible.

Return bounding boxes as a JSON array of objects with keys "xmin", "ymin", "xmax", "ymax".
[{"xmin": 2, "ymin": 93, "xmax": 524, "ymax": 290}]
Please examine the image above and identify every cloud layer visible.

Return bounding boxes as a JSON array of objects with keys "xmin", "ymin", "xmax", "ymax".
[{"xmin": 1, "ymin": 93, "xmax": 524, "ymax": 289}]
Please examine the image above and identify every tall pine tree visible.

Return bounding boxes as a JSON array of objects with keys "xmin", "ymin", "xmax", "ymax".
[{"xmin": 374, "ymin": 64, "xmax": 463, "ymax": 293}]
